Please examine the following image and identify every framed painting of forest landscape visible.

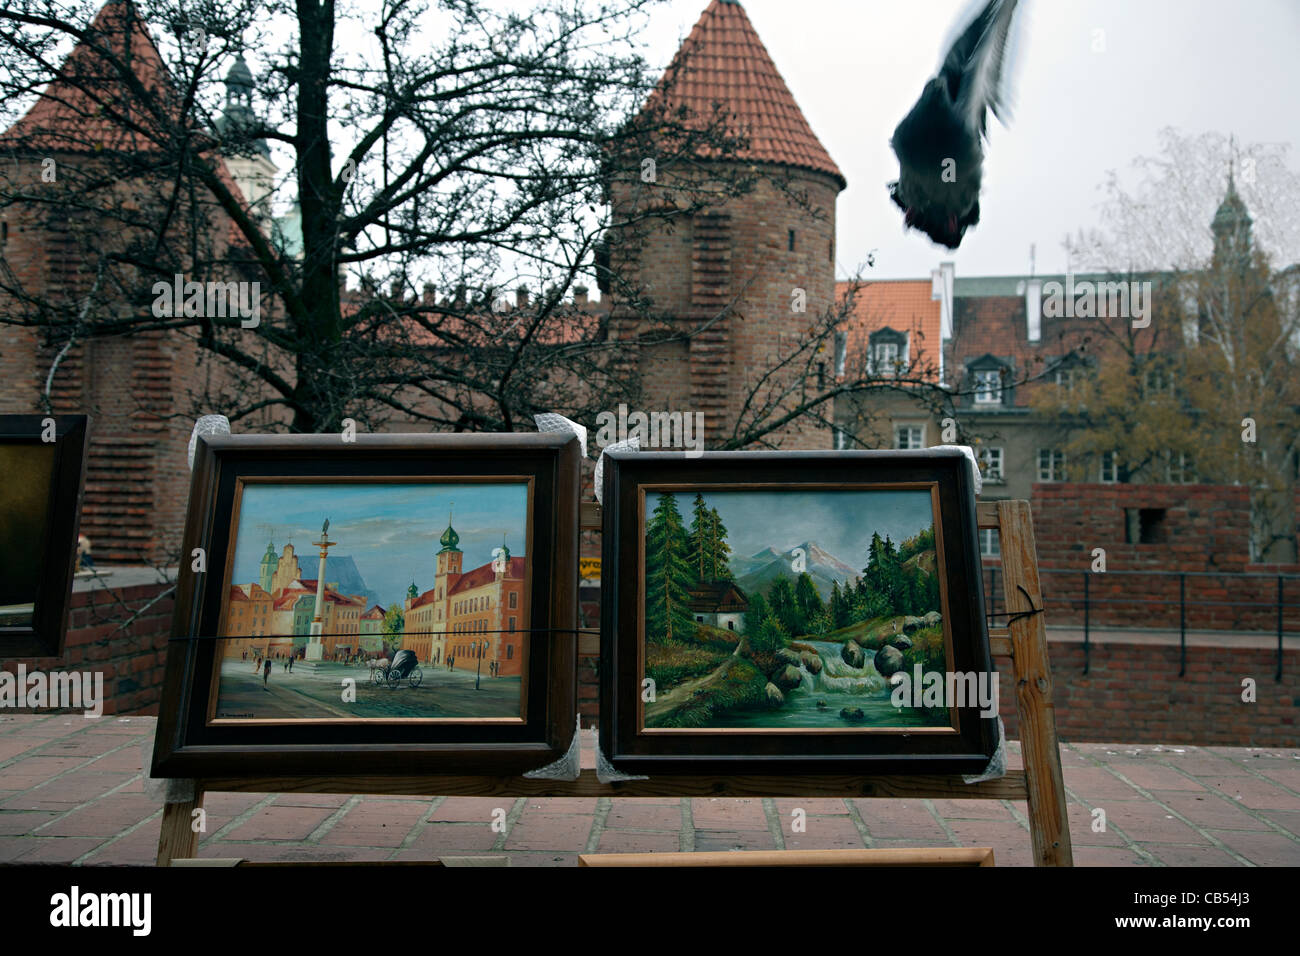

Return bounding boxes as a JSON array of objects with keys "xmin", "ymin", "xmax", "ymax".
[
  {"xmin": 0, "ymin": 415, "xmax": 89, "ymax": 658},
  {"xmin": 599, "ymin": 447, "xmax": 998, "ymax": 775},
  {"xmin": 151, "ymin": 432, "xmax": 580, "ymax": 778}
]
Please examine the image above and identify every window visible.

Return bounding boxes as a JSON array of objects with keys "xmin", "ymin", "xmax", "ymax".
[
  {"xmin": 508, "ymin": 617, "xmax": 516, "ymax": 632},
  {"xmin": 874, "ymin": 341, "xmax": 900, "ymax": 373},
  {"xmin": 696, "ymin": 615, "xmax": 704, "ymax": 623},
  {"xmin": 978, "ymin": 447, "xmax": 1004, "ymax": 482},
  {"xmin": 1144, "ymin": 366, "xmax": 1176, "ymax": 394},
  {"xmin": 1037, "ymin": 449, "xmax": 1065, "ymax": 482},
  {"xmin": 1125, "ymin": 508, "xmax": 1167, "ymax": 544},
  {"xmin": 895, "ymin": 425, "xmax": 924, "ymax": 450},
  {"xmin": 869, "ymin": 328, "xmax": 909, "ymax": 376},
  {"xmin": 833, "ymin": 426, "xmax": 848, "ymax": 451},
  {"xmin": 727, "ymin": 620, "xmax": 735, "ymax": 631},
  {"xmin": 979, "ymin": 528, "xmax": 1000, "ymax": 557},
  {"xmin": 506, "ymin": 645, "xmax": 513, "ymax": 660},
  {"xmin": 509, "ymin": 591, "xmax": 517, "ymax": 609},
  {"xmin": 974, "ymin": 369, "xmax": 1003, "ymax": 404},
  {"xmin": 1166, "ymin": 451, "xmax": 1195, "ymax": 484},
  {"xmin": 787, "ymin": 229, "xmax": 796, "ymax": 252},
  {"xmin": 1099, "ymin": 451, "xmax": 1118, "ymax": 483}
]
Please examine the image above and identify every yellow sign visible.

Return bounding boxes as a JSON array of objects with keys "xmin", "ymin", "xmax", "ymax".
[{"xmin": 579, "ymin": 558, "xmax": 601, "ymax": 580}]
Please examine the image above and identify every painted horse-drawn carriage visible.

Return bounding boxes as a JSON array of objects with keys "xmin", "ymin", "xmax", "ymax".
[{"xmin": 369, "ymin": 648, "xmax": 423, "ymax": 688}]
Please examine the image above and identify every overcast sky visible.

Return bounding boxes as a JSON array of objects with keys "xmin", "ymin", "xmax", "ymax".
[{"xmin": 629, "ymin": 0, "xmax": 1300, "ymax": 280}]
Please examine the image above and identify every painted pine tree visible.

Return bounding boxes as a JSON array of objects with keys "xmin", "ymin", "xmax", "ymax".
[
  {"xmin": 687, "ymin": 493, "xmax": 711, "ymax": 582},
  {"xmin": 645, "ymin": 493, "xmax": 697, "ymax": 644},
  {"xmin": 795, "ymin": 572, "xmax": 824, "ymax": 622},
  {"xmin": 708, "ymin": 507, "xmax": 733, "ymax": 580}
]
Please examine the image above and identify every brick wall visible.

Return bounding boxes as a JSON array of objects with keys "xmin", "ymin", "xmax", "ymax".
[
  {"xmin": 998, "ymin": 640, "xmax": 1297, "ymax": 748},
  {"xmin": 1010, "ymin": 482, "xmax": 1300, "ymax": 631},
  {"xmin": 1, "ymin": 570, "xmax": 175, "ymax": 716}
]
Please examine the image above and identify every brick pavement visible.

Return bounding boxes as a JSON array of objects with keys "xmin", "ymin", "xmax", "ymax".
[{"xmin": 0, "ymin": 715, "xmax": 1297, "ymax": 866}]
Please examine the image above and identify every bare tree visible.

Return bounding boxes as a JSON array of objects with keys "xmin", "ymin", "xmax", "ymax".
[
  {"xmin": 1043, "ymin": 130, "xmax": 1300, "ymax": 561},
  {"xmin": 0, "ymin": 0, "xmax": 754, "ymax": 435}
]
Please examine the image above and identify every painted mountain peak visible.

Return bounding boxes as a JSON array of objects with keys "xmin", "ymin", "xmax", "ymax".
[{"xmin": 735, "ymin": 540, "xmax": 859, "ymax": 602}]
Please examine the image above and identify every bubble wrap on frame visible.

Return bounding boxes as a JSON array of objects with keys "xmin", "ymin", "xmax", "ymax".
[
  {"xmin": 595, "ymin": 727, "xmax": 647, "ymax": 783},
  {"xmin": 188, "ymin": 415, "xmax": 231, "ymax": 471},
  {"xmin": 934, "ymin": 444, "xmax": 982, "ymax": 496},
  {"xmin": 532, "ymin": 413, "xmax": 587, "ymax": 458},
  {"xmin": 961, "ymin": 716, "xmax": 1008, "ymax": 784},
  {"xmin": 521, "ymin": 716, "xmax": 582, "ymax": 781}
]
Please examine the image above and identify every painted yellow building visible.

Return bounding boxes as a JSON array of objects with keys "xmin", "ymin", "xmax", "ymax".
[{"xmin": 402, "ymin": 518, "xmax": 527, "ymax": 674}]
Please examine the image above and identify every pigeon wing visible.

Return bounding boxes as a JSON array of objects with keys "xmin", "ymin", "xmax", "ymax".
[{"xmin": 940, "ymin": 0, "xmax": 1021, "ymax": 138}]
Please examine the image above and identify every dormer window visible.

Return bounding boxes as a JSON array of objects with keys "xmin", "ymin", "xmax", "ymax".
[
  {"xmin": 1048, "ymin": 353, "xmax": 1091, "ymax": 395},
  {"xmin": 974, "ymin": 369, "xmax": 1003, "ymax": 404},
  {"xmin": 966, "ymin": 354, "xmax": 1010, "ymax": 406},
  {"xmin": 869, "ymin": 328, "xmax": 909, "ymax": 377}
]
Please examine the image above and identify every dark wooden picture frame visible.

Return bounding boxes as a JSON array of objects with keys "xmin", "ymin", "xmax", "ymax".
[
  {"xmin": 151, "ymin": 432, "xmax": 580, "ymax": 778},
  {"xmin": 599, "ymin": 447, "xmax": 998, "ymax": 775},
  {"xmin": 0, "ymin": 414, "xmax": 89, "ymax": 659}
]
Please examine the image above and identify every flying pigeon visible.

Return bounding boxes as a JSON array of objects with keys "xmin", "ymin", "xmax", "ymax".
[{"xmin": 887, "ymin": 0, "xmax": 1022, "ymax": 249}]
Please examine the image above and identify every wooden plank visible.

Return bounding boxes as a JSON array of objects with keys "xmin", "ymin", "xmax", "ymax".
[
  {"xmin": 580, "ymin": 501, "xmax": 602, "ymax": 530},
  {"xmin": 976, "ymin": 500, "xmax": 1000, "ymax": 528},
  {"xmin": 197, "ymin": 768, "xmax": 1029, "ymax": 800},
  {"xmin": 578, "ymin": 632, "xmax": 600, "ymax": 656},
  {"xmin": 578, "ymin": 847, "xmax": 994, "ymax": 867},
  {"xmin": 989, "ymin": 630, "xmax": 1012, "ymax": 658},
  {"xmin": 997, "ymin": 500, "xmax": 1073, "ymax": 866},
  {"xmin": 156, "ymin": 791, "xmax": 203, "ymax": 866}
]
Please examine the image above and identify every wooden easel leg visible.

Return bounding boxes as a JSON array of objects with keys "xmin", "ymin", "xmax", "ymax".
[
  {"xmin": 998, "ymin": 501, "xmax": 1074, "ymax": 867},
  {"xmin": 156, "ymin": 788, "xmax": 204, "ymax": 866}
]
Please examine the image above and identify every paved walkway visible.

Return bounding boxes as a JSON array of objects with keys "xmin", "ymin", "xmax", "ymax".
[{"xmin": 0, "ymin": 715, "xmax": 1297, "ymax": 866}]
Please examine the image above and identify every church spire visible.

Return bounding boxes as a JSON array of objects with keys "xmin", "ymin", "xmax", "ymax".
[
  {"xmin": 438, "ymin": 504, "xmax": 461, "ymax": 553},
  {"xmin": 1211, "ymin": 145, "xmax": 1253, "ymax": 269}
]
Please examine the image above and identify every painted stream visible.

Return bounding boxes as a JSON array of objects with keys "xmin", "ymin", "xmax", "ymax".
[{"xmin": 718, "ymin": 639, "xmax": 938, "ymax": 728}]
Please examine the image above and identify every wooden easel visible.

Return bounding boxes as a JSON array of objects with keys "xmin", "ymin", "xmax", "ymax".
[{"xmin": 156, "ymin": 498, "xmax": 1072, "ymax": 867}]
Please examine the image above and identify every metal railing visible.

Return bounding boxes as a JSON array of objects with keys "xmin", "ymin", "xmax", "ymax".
[{"xmin": 984, "ymin": 567, "xmax": 1298, "ymax": 681}]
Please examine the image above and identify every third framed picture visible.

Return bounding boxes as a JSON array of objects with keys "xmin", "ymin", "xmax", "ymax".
[{"xmin": 599, "ymin": 447, "xmax": 998, "ymax": 776}]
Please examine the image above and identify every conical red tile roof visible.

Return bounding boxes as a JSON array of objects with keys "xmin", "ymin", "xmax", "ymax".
[
  {"xmin": 0, "ymin": 1, "xmax": 182, "ymax": 153},
  {"xmin": 1, "ymin": 1, "xmax": 253, "ymax": 241},
  {"xmin": 649, "ymin": 0, "xmax": 844, "ymax": 188}
]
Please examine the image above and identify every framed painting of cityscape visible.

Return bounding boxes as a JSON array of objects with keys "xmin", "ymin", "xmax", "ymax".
[
  {"xmin": 152, "ymin": 432, "xmax": 580, "ymax": 777},
  {"xmin": 599, "ymin": 447, "xmax": 998, "ymax": 776},
  {"xmin": 0, "ymin": 415, "xmax": 89, "ymax": 658}
]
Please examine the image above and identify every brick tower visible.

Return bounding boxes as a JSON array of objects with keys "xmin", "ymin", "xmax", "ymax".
[{"xmin": 606, "ymin": 0, "xmax": 846, "ymax": 449}]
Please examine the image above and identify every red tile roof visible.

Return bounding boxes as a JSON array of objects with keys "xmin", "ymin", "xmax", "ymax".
[
  {"xmin": 646, "ymin": 0, "xmax": 844, "ymax": 188},
  {"xmin": 836, "ymin": 279, "xmax": 943, "ymax": 383},
  {"xmin": 0, "ymin": 2, "xmax": 254, "ymax": 244},
  {"xmin": 447, "ymin": 556, "xmax": 526, "ymax": 596},
  {"xmin": 273, "ymin": 592, "xmax": 311, "ymax": 611},
  {"xmin": 408, "ymin": 590, "xmax": 440, "ymax": 610},
  {"xmin": 0, "ymin": 1, "xmax": 177, "ymax": 153}
]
